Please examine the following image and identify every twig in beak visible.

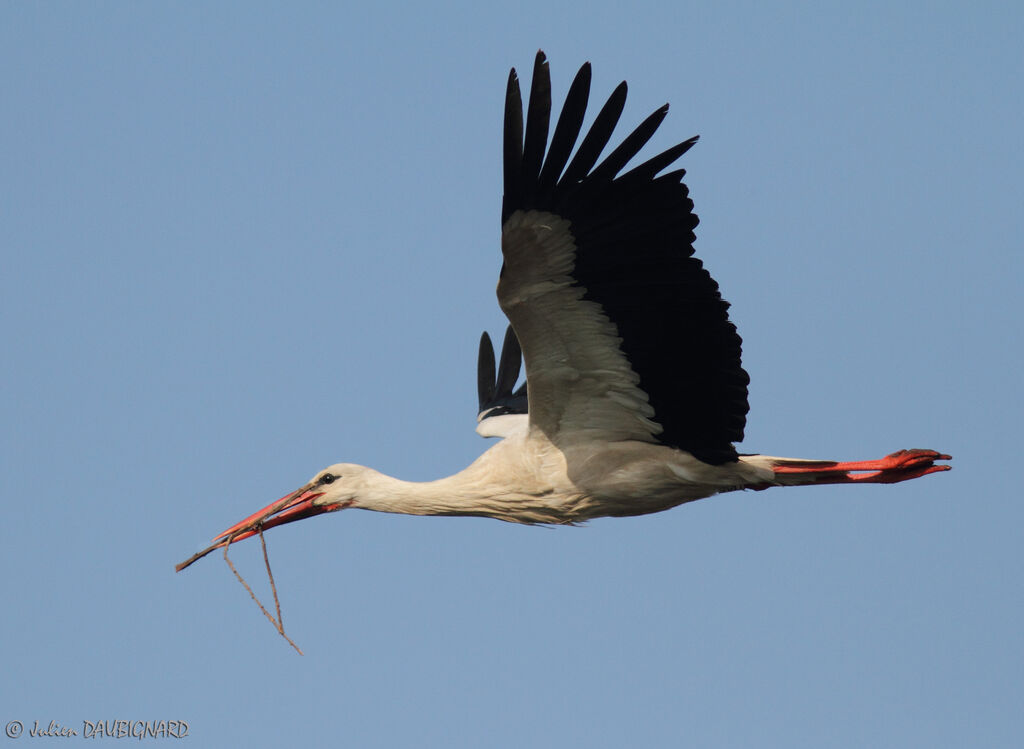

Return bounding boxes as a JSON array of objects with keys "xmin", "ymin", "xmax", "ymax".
[
  {"xmin": 222, "ymin": 527, "xmax": 304, "ymax": 656},
  {"xmin": 260, "ymin": 525, "xmax": 286, "ymax": 635}
]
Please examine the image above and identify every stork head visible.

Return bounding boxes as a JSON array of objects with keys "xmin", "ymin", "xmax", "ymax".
[
  {"xmin": 212, "ymin": 463, "xmax": 368, "ymax": 546},
  {"xmin": 303, "ymin": 463, "xmax": 369, "ymax": 508}
]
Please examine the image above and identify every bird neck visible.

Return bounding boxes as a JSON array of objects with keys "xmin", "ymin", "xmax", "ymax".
[
  {"xmin": 355, "ymin": 468, "xmax": 507, "ymax": 519},
  {"xmin": 352, "ymin": 448, "xmax": 577, "ymax": 524}
]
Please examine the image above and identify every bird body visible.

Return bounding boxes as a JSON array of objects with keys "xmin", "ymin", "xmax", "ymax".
[
  {"xmin": 176, "ymin": 51, "xmax": 949, "ymax": 574},
  {"xmin": 314, "ymin": 433, "xmax": 772, "ymax": 526}
]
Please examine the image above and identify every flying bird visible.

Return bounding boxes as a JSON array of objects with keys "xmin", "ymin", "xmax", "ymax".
[{"xmin": 177, "ymin": 52, "xmax": 949, "ymax": 572}]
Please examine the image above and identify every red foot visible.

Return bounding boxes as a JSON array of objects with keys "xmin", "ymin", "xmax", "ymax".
[{"xmin": 774, "ymin": 449, "xmax": 951, "ymax": 485}]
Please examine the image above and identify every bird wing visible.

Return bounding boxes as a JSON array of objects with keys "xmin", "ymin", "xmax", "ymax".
[
  {"xmin": 498, "ymin": 52, "xmax": 749, "ymax": 464},
  {"xmin": 476, "ymin": 326, "xmax": 528, "ymax": 438}
]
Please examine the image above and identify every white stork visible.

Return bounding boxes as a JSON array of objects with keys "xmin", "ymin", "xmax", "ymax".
[{"xmin": 177, "ymin": 52, "xmax": 949, "ymax": 571}]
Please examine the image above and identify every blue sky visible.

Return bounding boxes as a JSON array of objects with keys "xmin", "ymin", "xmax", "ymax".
[{"xmin": 2, "ymin": 2, "xmax": 1021, "ymax": 746}]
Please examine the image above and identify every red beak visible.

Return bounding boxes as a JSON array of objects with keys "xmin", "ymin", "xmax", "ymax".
[
  {"xmin": 175, "ymin": 484, "xmax": 345, "ymax": 572},
  {"xmin": 211, "ymin": 484, "xmax": 334, "ymax": 544}
]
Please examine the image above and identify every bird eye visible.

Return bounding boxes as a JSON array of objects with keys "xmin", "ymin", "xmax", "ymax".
[{"xmin": 319, "ymin": 473, "xmax": 337, "ymax": 485}]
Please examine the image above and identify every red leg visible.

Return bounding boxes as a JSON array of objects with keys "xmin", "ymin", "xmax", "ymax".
[{"xmin": 772, "ymin": 449, "xmax": 951, "ymax": 485}]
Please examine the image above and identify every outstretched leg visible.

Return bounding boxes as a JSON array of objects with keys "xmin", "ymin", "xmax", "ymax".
[{"xmin": 769, "ymin": 449, "xmax": 951, "ymax": 485}]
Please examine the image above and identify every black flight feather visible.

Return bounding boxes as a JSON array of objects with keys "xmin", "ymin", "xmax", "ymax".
[{"xmin": 477, "ymin": 328, "xmax": 528, "ymax": 421}]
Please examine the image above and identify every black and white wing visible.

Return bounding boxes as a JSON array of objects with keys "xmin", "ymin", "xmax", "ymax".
[
  {"xmin": 476, "ymin": 326, "xmax": 528, "ymax": 438},
  {"xmin": 498, "ymin": 52, "xmax": 749, "ymax": 464}
]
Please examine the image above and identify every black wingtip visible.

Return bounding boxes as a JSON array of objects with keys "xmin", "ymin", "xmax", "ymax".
[
  {"xmin": 520, "ymin": 52, "xmax": 553, "ymax": 197},
  {"xmin": 477, "ymin": 327, "xmax": 529, "ymax": 421},
  {"xmin": 537, "ymin": 61, "xmax": 593, "ymax": 197},
  {"xmin": 590, "ymin": 102, "xmax": 670, "ymax": 181},
  {"xmin": 618, "ymin": 134, "xmax": 701, "ymax": 185},
  {"xmin": 503, "ymin": 66, "xmax": 525, "ymax": 223},
  {"xmin": 559, "ymin": 79, "xmax": 628, "ymax": 186},
  {"xmin": 495, "ymin": 325, "xmax": 523, "ymax": 396},
  {"xmin": 477, "ymin": 331, "xmax": 496, "ymax": 410}
]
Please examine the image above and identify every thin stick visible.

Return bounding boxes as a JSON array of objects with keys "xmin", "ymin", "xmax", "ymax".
[
  {"xmin": 222, "ymin": 532, "xmax": 304, "ymax": 656},
  {"xmin": 176, "ymin": 541, "xmax": 224, "ymax": 572},
  {"xmin": 258, "ymin": 525, "xmax": 285, "ymax": 636}
]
